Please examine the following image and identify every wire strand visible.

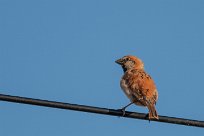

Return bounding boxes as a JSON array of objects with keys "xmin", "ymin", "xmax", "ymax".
[{"xmin": 0, "ymin": 93, "xmax": 203, "ymax": 128}]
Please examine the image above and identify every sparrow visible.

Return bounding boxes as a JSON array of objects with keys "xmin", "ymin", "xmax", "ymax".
[{"xmin": 115, "ymin": 55, "xmax": 159, "ymax": 120}]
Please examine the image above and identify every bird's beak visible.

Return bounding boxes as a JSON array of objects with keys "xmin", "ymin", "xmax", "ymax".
[{"xmin": 115, "ymin": 58, "xmax": 123, "ymax": 65}]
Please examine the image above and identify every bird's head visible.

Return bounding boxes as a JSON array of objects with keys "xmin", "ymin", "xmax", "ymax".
[{"xmin": 115, "ymin": 55, "xmax": 144, "ymax": 72}]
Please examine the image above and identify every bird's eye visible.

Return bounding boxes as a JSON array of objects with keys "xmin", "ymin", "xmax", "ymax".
[{"xmin": 125, "ymin": 57, "xmax": 130, "ymax": 61}]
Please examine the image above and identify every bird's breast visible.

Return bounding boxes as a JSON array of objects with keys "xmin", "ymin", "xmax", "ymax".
[{"xmin": 120, "ymin": 78, "xmax": 133, "ymax": 100}]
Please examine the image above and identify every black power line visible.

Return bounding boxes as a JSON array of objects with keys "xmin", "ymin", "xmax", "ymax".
[{"xmin": 0, "ymin": 93, "xmax": 203, "ymax": 128}]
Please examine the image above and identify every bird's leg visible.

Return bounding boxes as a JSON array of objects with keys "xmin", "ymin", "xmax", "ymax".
[{"xmin": 119, "ymin": 102, "xmax": 134, "ymax": 116}]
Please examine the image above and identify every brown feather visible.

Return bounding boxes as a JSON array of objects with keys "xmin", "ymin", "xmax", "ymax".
[{"xmin": 117, "ymin": 55, "xmax": 159, "ymax": 120}]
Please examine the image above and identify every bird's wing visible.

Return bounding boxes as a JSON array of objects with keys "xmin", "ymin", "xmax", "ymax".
[{"xmin": 124, "ymin": 69, "xmax": 158, "ymax": 105}]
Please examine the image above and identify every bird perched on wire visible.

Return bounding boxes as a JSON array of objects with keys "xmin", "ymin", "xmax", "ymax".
[{"xmin": 115, "ymin": 55, "xmax": 159, "ymax": 120}]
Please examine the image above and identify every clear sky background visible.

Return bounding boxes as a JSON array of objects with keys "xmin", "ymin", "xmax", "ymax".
[{"xmin": 0, "ymin": 0, "xmax": 204, "ymax": 136}]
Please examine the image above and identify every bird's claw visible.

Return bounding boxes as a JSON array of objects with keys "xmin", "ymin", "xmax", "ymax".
[
  {"xmin": 145, "ymin": 113, "xmax": 151, "ymax": 123},
  {"xmin": 121, "ymin": 108, "xmax": 126, "ymax": 116},
  {"xmin": 117, "ymin": 108, "xmax": 126, "ymax": 117}
]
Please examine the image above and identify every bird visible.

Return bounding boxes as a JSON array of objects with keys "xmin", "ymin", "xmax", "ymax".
[{"xmin": 115, "ymin": 55, "xmax": 159, "ymax": 120}]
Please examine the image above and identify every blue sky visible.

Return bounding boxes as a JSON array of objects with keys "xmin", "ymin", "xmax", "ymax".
[{"xmin": 0, "ymin": 0, "xmax": 204, "ymax": 135}]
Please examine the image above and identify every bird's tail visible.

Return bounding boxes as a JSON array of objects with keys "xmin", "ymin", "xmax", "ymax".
[{"xmin": 147, "ymin": 104, "xmax": 159, "ymax": 120}]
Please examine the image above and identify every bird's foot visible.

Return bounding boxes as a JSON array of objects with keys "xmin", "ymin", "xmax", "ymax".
[
  {"xmin": 121, "ymin": 108, "xmax": 126, "ymax": 116},
  {"xmin": 117, "ymin": 108, "xmax": 126, "ymax": 117},
  {"xmin": 145, "ymin": 113, "xmax": 151, "ymax": 123}
]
